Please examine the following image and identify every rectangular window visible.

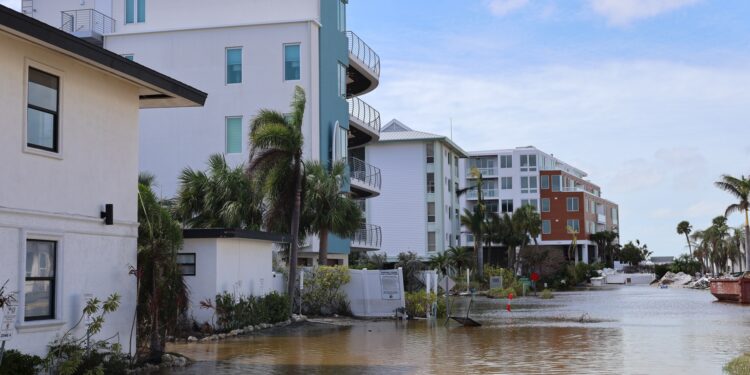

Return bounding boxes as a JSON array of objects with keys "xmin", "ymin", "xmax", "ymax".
[
  {"xmin": 338, "ymin": 62, "xmax": 347, "ymax": 98},
  {"xmin": 176, "ymin": 253, "xmax": 196, "ymax": 276},
  {"xmin": 337, "ymin": 0, "xmax": 346, "ymax": 31},
  {"xmin": 541, "ymin": 198, "xmax": 550, "ymax": 212},
  {"xmin": 529, "ymin": 176, "xmax": 538, "ymax": 193},
  {"xmin": 541, "ymin": 175, "xmax": 550, "ymax": 189},
  {"xmin": 426, "ymin": 173, "xmax": 435, "ymax": 194},
  {"xmin": 225, "ymin": 117, "xmax": 242, "ymax": 154},
  {"xmin": 137, "ymin": 0, "xmax": 146, "ymax": 22},
  {"xmin": 567, "ymin": 219, "xmax": 580, "ymax": 233},
  {"xmin": 284, "ymin": 44, "xmax": 300, "ymax": 81},
  {"xmin": 485, "ymin": 201, "xmax": 498, "ymax": 214},
  {"xmin": 27, "ymin": 68, "xmax": 60, "ymax": 153},
  {"xmin": 542, "ymin": 220, "xmax": 551, "ymax": 235},
  {"xmin": 125, "ymin": 0, "xmax": 134, "ymax": 23},
  {"xmin": 454, "ymin": 156, "xmax": 459, "ymax": 170},
  {"xmin": 551, "ymin": 175, "xmax": 562, "ymax": 192},
  {"xmin": 427, "ymin": 202, "xmax": 436, "ymax": 223},
  {"xmin": 521, "ymin": 199, "xmax": 539, "ymax": 211},
  {"xmin": 427, "ymin": 232, "xmax": 436, "ymax": 252},
  {"xmin": 567, "ymin": 197, "xmax": 579, "ymax": 212},
  {"xmin": 226, "ymin": 48, "xmax": 242, "ymax": 84},
  {"xmin": 501, "ymin": 177, "xmax": 512, "ymax": 190},
  {"xmin": 125, "ymin": 0, "xmax": 145, "ymax": 23},
  {"xmin": 520, "ymin": 155, "xmax": 528, "ymax": 171},
  {"xmin": 521, "ymin": 176, "xmax": 529, "ymax": 193},
  {"xmin": 25, "ymin": 240, "xmax": 56, "ymax": 321},
  {"xmin": 426, "ymin": 142, "xmax": 434, "ymax": 163},
  {"xmin": 528, "ymin": 154, "xmax": 537, "ymax": 170},
  {"xmin": 500, "ymin": 155, "xmax": 512, "ymax": 168},
  {"xmin": 501, "ymin": 199, "xmax": 514, "ymax": 213}
]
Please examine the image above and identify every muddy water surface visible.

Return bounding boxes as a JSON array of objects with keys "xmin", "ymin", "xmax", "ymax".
[{"xmin": 164, "ymin": 286, "xmax": 750, "ymax": 374}]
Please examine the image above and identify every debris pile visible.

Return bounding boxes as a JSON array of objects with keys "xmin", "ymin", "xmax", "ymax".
[
  {"xmin": 658, "ymin": 272, "xmax": 693, "ymax": 286},
  {"xmin": 687, "ymin": 277, "xmax": 710, "ymax": 289}
]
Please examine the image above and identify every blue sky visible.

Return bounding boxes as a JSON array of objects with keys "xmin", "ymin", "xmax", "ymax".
[
  {"xmin": 2, "ymin": 0, "xmax": 748, "ymax": 257},
  {"xmin": 347, "ymin": 0, "xmax": 750, "ymax": 257}
]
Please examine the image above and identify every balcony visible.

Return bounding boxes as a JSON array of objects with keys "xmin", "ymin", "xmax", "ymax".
[
  {"xmin": 346, "ymin": 31, "xmax": 380, "ymax": 97},
  {"xmin": 61, "ymin": 9, "xmax": 114, "ymax": 47},
  {"xmin": 347, "ymin": 97, "xmax": 381, "ymax": 147},
  {"xmin": 351, "ymin": 223, "xmax": 382, "ymax": 251},
  {"xmin": 465, "ymin": 189, "xmax": 499, "ymax": 200},
  {"xmin": 466, "ymin": 167, "xmax": 497, "ymax": 177},
  {"xmin": 349, "ymin": 157, "xmax": 381, "ymax": 198}
]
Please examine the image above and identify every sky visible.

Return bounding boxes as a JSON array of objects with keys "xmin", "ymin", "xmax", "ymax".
[
  {"xmin": 2, "ymin": 0, "xmax": 747, "ymax": 257},
  {"xmin": 346, "ymin": 0, "xmax": 750, "ymax": 257}
]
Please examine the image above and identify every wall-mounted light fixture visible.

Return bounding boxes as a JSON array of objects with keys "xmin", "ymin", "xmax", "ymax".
[{"xmin": 101, "ymin": 204, "xmax": 113, "ymax": 225}]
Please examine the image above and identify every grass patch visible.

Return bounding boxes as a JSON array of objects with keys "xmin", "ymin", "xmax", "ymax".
[
  {"xmin": 540, "ymin": 289, "xmax": 554, "ymax": 299},
  {"xmin": 725, "ymin": 353, "xmax": 750, "ymax": 375}
]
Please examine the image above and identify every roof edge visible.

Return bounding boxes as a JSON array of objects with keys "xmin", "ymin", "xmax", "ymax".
[{"xmin": 183, "ymin": 228, "xmax": 289, "ymax": 243}]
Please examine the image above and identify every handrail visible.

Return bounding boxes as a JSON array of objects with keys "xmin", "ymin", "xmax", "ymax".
[
  {"xmin": 346, "ymin": 31, "xmax": 380, "ymax": 77},
  {"xmin": 351, "ymin": 223, "xmax": 382, "ymax": 249},
  {"xmin": 61, "ymin": 9, "xmax": 115, "ymax": 35},
  {"xmin": 466, "ymin": 189, "xmax": 498, "ymax": 199},
  {"xmin": 348, "ymin": 157, "xmax": 381, "ymax": 191},
  {"xmin": 348, "ymin": 97, "xmax": 381, "ymax": 135}
]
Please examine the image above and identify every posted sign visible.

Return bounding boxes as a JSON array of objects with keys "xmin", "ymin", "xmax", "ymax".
[
  {"xmin": 380, "ymin": 270, "xmax": 401, "ymax": 300},
  {"xmin": 1, "ymin": 304, "xmax": 17, "ymax": 341}
]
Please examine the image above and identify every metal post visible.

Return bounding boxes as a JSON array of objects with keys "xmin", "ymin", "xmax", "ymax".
[{"xmin": 0, "ymin": 340, "xmax": 5, "ymax": 366}]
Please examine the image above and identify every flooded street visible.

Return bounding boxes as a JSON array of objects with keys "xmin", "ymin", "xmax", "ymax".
[{"xmin": 165, "ymin": 286, "xmax": 750, "ymax": 374}]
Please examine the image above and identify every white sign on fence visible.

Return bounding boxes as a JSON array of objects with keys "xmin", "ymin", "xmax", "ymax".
[
  {"xmin": 0, "ymin": 304, "xmax": 17, "ymax": 341},
  {"xmin": 380, "ymin": 270, "xmax": 401, "ymax": 300}
]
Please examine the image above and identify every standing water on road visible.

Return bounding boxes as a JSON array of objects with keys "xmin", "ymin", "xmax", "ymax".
[{"xmin": 164, "ymin": 286, "xmax": 750, "ymax": 374}]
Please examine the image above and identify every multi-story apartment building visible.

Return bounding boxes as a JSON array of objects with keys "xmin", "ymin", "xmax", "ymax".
[
  {"xmin": 367, "ymin": 120, "xmax": 468, "ymax": 260},
  {"xmin": 28, "ymin": 0, "xmax": 383, "ymax": 265},
  {"xmin": 461, "ymin": 146, "xmax": 619, "ymax": 265}
]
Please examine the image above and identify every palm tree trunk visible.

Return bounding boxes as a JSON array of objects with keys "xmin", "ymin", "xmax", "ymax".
[
  {"xmin": 287, "ymin": 159, "xmax": 303, "ymax": 312},
  {"xmin": 476, "ymin": 241, "xmax": 484, "ymax": 278},
  {"xmin": 744, "ymin": 223, "xmax": 750, "ymax": 272},
  {"xmin": 318, "ymin": 229, "xmax": 329, "ymax": 266},
  {"xmin": 685, "ymin": 233, "xmax": 693, "ymax": 260}
]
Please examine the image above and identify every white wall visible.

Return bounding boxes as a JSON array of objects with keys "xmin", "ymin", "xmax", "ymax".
[
  {"xmin": 344, "ymin": 269, "xmax": 405, "ymax": 318},
  {"xmin": 0, "ymin": 31, "xmax": 139, "ymax": 356}
]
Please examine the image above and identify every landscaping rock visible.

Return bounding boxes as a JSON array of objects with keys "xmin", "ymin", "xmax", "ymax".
[{"xmin": 187, "ymin": 336, "xmax": 198, "ymax": 342}]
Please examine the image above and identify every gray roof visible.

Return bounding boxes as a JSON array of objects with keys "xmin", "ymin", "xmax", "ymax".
[{"xmin": 378, "ymin": 119, "xmax": 469, "ymax": 157}]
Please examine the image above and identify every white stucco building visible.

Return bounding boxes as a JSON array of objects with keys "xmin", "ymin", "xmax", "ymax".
[
  {"xmin": 0, "ymin": 5, "xmax": 205, "ymax": 355},
  {"xmin": 367, "ymin": 120, "xmax": 468, "ymax": 260}
]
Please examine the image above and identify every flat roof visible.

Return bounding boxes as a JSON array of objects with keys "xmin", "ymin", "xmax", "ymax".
[
  {"xmin": 0, "ymin": 5, "xmax": 207, "ymax": 108},
  {"xmin": 183, "ymin": 228, "xmax": 288, "ymax": 243}
]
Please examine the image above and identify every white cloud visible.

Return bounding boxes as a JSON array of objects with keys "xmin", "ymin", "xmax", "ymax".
[
  {"xmin": 485, "ymin": 0, "xmax": 529, "ymax": 16},
  {"xmin": 589, "ymin": 0, "xmax": 701, "ymax": 26}
]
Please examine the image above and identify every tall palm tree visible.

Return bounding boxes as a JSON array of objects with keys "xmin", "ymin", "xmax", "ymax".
[
  {"xmin": 446, "ymin": 246, "xmax": 473, "ymax": 274},
  {"xmin": 676, "ymin": 221, "xmax": 693, "ymax": 259},
  {"xmin": 515, "ymin": 204, "xmax": 542, "ymax": 252},
  {"xmin": 175, "ymin": 154, "xmax": 263, "ymax": 230},
  {"xmin": 690, "ymin": 230, "xmax": 709, "ymax": 274},
  {"xmin": 495, "ymin": 212, "xmax": 526, "ymax": 272},
  {"xmin": 589, "ymin": 230, "xmax": 619, "ymax": 267},
  {"xmin": 247, "ymin": 86, "xmax": 306, "ymax": 305},
  {"xmin": 457, "ymin": 168, "xmax": 486, "ymax": 277},
  {"xmin": 715, "ymin": 174, "xmax": 750, "ymax": 271},
  {"xmin": 303, "ymin": 160, "xmax": 363, "ymax": 265}
]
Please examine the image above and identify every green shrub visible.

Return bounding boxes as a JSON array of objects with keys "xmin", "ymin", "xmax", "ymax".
[
  {"xmin": 262, "ymin": 292, "xmax": 291, "ymax": 323},
  {"xmin": 404, "ymin": 291, "xmax": 445, "ymax": 318},
  {"xmin": 725, "ymin": 353, "xmax": 750, "ymax": 375},
  {"xmin": 487, "ymin": 286, "xmax": 520, "ymax": 299},
  {"xmin": 565, "ymin": 262, "xmax": 603, "ymax": 286},
  {"xmin": 483, "ymin": 266, "xmax": 517, "ymax": 290},
  {"xmin": 208, "ymin": 291, "xmax": 291, "ymax": 331},
  {"xmin": 301, "ymin": 266, "xmax": 351, "ymax": 316},
  {"xmin": 0, "ymin": 350, "xmax": 43, "ymax": 375},
  {"xmin": 670, "ymin": 254, "xmax": 702, "ymax": 276},
  {"xmin": 540, "ymin": 289, "xmax": 554, "ymax": 299}
]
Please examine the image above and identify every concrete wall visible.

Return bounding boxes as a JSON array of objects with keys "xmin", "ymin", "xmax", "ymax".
[{"xmin": 0, "ymin": 30, "xmax": 139, "ymax": 355}]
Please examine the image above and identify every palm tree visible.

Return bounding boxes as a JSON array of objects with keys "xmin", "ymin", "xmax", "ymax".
[
  {"xmin": 395, "ymin": 252, "xmax": 426, "ymax": 292},
  {"xmin": 247, "ymin": 86, "xmax": 306, "ymax": 306},
  {"xmin": 303, "ymin": 160, "xmax": 363, "ymax": 265},
  {"xmin": 691, "ymin": 230, "xmax": 709, "ymax": 274},
  {"xmin": 175, "ymin": 154, "xmax": 263, "ymax": 230},
  {"xmin": 715, "ymin": 174, "xmax": 750, "ymax": 271},
  {"xmin": 590, "ymin": 230, "xmax": 619, "ymax": 267},
  {"xmin": 676, "ymin": 221, "xmax": 693, "ymax": 259},
  {"xmin": 496, "ymin": 212, "xmax": 526, "ymax": 272},
  {"xmin": 446, "ymin": 246, "xmax": 473, "ymax": 274},
  {"xmin": 457, "ymin": 168, "xmax": 486, "ymax": 277},
  {"xmin": 429, "ymin": 251, "xmax": 453, "ymax": 277}
]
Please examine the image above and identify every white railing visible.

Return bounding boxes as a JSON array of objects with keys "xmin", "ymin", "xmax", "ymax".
[
  {"xmin": 346, "ymin": 31, "xmax": 380, "ymax": 77},
  {"xmin": 466, "ymin": 167, "xmax": 497, "ymax": 176},
  {"xmin": 348, "ymin": 97, "xmax": 381, "ymax": 135},
  {"xmin": 466, "ymin": 189, "xmax": 498, "ymax": 199},
  {"xmin": 348, "ymin": 157, "xmax": 381, "ymax": 191},
  {"xmin": 351, "ymin": 223, "xmax": 382, "ymax": 249},
  {"xmin": 61, "ymin": 9, "xmax": 115, "ymax": 35}
]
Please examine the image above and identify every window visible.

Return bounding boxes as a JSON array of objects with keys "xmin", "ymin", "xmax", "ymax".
[
  {"xmin": 551, "ymin": 175, "xmax": 562, "ymax": 192},
  {"xmin": 454, "ymin": 182, "xmax": 459, "ymax": 195},
  {"xmin": 454, "ymin": 156, "xmax": 459, "ymax": 170},
  {"xmin": 528, "ymin": 155, "xmax": 537, "ymax": 170},
  {"xmin": 427, "ymin": 202, "xmax": 436, "ymax": 223},
  {"xmin": 542, "ymin": 220, "xmax": 551, "ymax": 235},
  {"xmin": 500, "ymin": 155, "xmax": 512, "ymax": 168},
  {"xmin": 520, "ymin": 154, "xmax": 537, "ymax": 171},
  {"xmin": 121, "ymin": 54, "xmax": 134, "ymax": 61},
  {"xmin": 567, "ymin": 197, "xmax": 579, "ymax": 212},
  {"xmin": 176, "ymin": 253, "xmax": 196, "ymax": 276},
  {"xmin": 541, "ymin": 198, "xmax": 550, "ymax": 212},
  {"xmin": 27, "ymin": 68, "xmax": 60, "ymax": 153},
  {"xmin": 591, "ymin": 200, "xmax": 596, "ymax": 214},
  {"xmin": 337, "ymin": 0, "xmax": 346, "ymax": 31},
  {"xmin": 125, "ymin": 0, "xmax": 145, "ymax": 24},
  {"xmin": 529, "ymin": 176, "xmax": 538, "ymax": 193},
  {"xmin": 501, "ymin": 177, "xmax": 512, "ymax": 190},
  {"xmin": 427, "ymin": 232, "xmax": 436, "ymax": 252},
  {"xmin": 338, "ymin": 62, "xmax": 347, "ymax": 98},
  {"xmin": 332, "ymin": 122, "xmax": 347, "ymax": 161},
  {"xmin": 426, "ymin": 173, "xmax": 435, "ymax": 193},
  {"xmin": 226, "ymin": 48, "xmax": 242, "ymax": 84},
  {"xmin": 541, "ymin": 175, "xmax": 549, "ymax": 189},
  {"xmin": 225, "ymin": 117, "xmax": 242, "ymax": 154},
  {"xmin": 485, "ymin": 201, "xmax": 498, "ymax": 214},
  {"xmin": 426, "ymin": 142, "xmax": 434, "ymax": 163},
  {"xmin": 521, "ymin": 176, "xmax": 537, "ymax": 193},
  {"xmin": 25, "ymin": 240, "xmax": 56, "ymax": 321},
  {"xmin": 284, "ymin": 44, "xmax": 300, "ymax": 81},
  {"xmin": 567, "ymin": 219, "xmax": 580, "ymax": 233},
  {"xmin": 501, "ymin": 199, "xmax": 514, "ymax": 213},
  {"xmin": 521, "ymin": 199, "xmax": 538, "ymax": 211}
]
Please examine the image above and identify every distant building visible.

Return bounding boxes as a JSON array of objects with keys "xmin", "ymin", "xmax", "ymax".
[{"xmin": 651, "ymin": 256, "xmax": 675, "ymax": 265}]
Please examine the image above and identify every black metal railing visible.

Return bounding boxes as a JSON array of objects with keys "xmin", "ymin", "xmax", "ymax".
[
  {"xmin": 348, "ymin": 97, "xmax": 381, "ymax": 135},
  {"xmin": 61, "ymin": 9, "xmax": 115, "ymax": 35},
  {"xmin": 348, "ymin": 157, "xmax": 381, "ymax": 191},
  {"xmin": 346, "ymin": 31, "xmax": 380, "ymax": 77},
  {"xmin": 351, "ymin": 223, "xmax": 382, "ymax": 249}
]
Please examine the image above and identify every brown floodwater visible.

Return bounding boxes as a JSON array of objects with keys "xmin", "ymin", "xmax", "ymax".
[{"xmin": 163, "ymin": 286, "xmax": 750, "ymax": 374}]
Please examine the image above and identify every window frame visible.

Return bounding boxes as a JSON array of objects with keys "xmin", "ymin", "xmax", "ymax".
[
  {"xmin": 337, "ymin": 62, "xmax": 347, "ymax": 98},
  {"xmin": 427, "ymin": 202, "xmax": 436, "ymax": 223},
  {"xmin": 176, "ymin": 253, "xmax": 197, "ymax": 276},
  {"xmin": 500, "ymin": 155, "xmax": 512, "ymax": 169},
  {"xmin": 567, "ymin": 197, "xmax": 579, "ymax": 212},
  {"xmin": 501, "ymin": 199, "xmax": 514, "ymax": 213},
  {"xmin": 541, "ymin": 175, "xmax": 550, "ymax": 189},
  {"xmin": 24, "ymin": 239, "xmax": 57, "ymax": 322},
  {"xmin": 501, "ymin": 177, "xmax": 512, "ymax": 190},
  {"xmin": 426, "ymin": 173, "xmax": 435, "ymax": 194},
  {"xmin": 542, "ymin": 220, "xmax": 551, "ymax": 235},
  {"xmin": 24, "ymin": 62, "xmax": 64, "ymax": 158},
  {"xmin": 567, "ymin": 219, "xmax": 580, "ymax": 233},
  {"xmin": 426, "ymin": 142, "xmax": 434, "ymax": 164},
  {"xmin": 225, "ymin": 47, "xmax": 243, "ymax": 85},
  {"xmin": 283, "ymin": 43, "xmax": 301, "ymax": 81},
  {"xmin": 541, "ymin": 198, "xmax": 550, "ymax": 213},
  {"xmin": 225, "ymin": 116, "xmax": 243, "ymax": 154},
  {"xmin": 427, "ymin": 232, "xmax": 436, "ymax": 252},
  {"xmin": 125, "ymin": 0, "xmax": 146, "ymax": 24}
]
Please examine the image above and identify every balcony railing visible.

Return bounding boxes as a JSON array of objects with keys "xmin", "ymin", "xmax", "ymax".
[
  {"xmin": 351, "ymin": 223, "xmax": 382, "ymax": 249},
  {"xmin": 466, "ymin": 167, "xmax": 497, "ymax": 176},
  {"xmin": 61, "ymin": 9, "xmax": 115, "ymax": 36},
  {"xmin": 346, "ymin": 31, "xmax": 381, "ymax": 77},
  {"xmin": 348, "ymin": 97, "xmax": 381, "ymax": 135},
  {"xmin": 466, "ymin": 189, "xmax": 498, "ymax": 199},
  {"xmin": 349, "ymin": 157, "xmax": 381, "ymax": 192}
]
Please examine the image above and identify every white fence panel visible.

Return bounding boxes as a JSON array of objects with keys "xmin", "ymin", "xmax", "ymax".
[{"xmin": 344, "ymin": 268, "xmax": 406, "ymax": 317}]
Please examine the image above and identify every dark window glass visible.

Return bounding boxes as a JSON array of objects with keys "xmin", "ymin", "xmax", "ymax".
[
  {"xmin": 25, "ymin": 240, "xmax": 56, "ymax": 321},
  {"xmin": 176, "ymin": 253, "xmax": 196, "ymax": 276},
  {"xmin": 27, "ymin": 68, "xmax": 59, "ymax": 152}
]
